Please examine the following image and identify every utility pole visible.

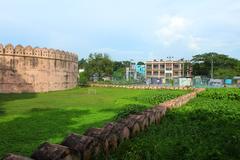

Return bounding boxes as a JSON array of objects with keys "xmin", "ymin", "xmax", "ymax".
[{"xmin": 211, "ymin": 53, "xmax": 214, "ymax": 79}]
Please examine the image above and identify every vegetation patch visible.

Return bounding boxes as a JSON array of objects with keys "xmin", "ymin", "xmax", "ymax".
[
  {"xmin": 198, "ymin": 88, "xmax": 240, "ymax": 100},
  {"xmin": 110, "ymin": 88, "xmax": 240, "ymax": 160},
  {"xmin": 132, "ymin": 90, "xmax": 191, "ymax": 105}
]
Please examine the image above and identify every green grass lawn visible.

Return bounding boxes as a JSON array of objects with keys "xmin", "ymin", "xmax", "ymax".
[
  {"xmin": 0, "ymin": 87, "xmax": 188, "ymax": 158},
  {"xmin": 110, "ymin": 88, "xmax": 240, "ymax": 160}
]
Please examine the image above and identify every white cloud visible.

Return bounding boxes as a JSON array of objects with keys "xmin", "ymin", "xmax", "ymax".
[{"xmin": 154, "ymin": 15, "xmax": 190, "ymax": 45}]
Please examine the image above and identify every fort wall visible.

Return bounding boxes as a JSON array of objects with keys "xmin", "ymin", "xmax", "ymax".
[{"xmin": 0, "ymin": 43, "xmax": 78, "ymax": 93}]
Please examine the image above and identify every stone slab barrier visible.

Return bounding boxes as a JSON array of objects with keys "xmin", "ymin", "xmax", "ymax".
[
  {"xmin": 3, "ymin": 87, "xmax": 205, "ymax": 160},
  {"xmin": 89, "ymin": 84, "xmax": 193, "ymax": 90}
]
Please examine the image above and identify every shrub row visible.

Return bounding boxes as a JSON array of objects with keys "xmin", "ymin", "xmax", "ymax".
[
  {"xmin": 198, "ymin": 88, "xmax": 240, "ymax": 100},
  {"xmin": 90, "ymin": 84, "xmax": 192, "ymax": 90}
]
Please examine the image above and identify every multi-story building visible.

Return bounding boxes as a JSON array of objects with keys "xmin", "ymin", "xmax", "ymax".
[
  {"xmin": 145, "ymin": 59, "xmax": 192, "ymax": 84},
  {"xmin": 126, "ymin": 64, "xmax": 146, "ymax": 81}
]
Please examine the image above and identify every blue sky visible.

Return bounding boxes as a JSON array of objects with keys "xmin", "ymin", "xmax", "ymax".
[{"xmin": 0, "ymin": 0, "xmax": 240, "ymax": 61}]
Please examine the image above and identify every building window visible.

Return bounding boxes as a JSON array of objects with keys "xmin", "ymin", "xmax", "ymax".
[
  {"xmin": 160, "ymin": 64, "xmax": 165, "ymax": 69},
  {"xmin": 174, "ymin": 71, "xmax": 179, "ymax": 76},
  {"xmin": 147, "ymin": 71, "xmax": 152, "ymax": 75},
  {"xmin": 147, "ymin": 65, "xmax": 152, "ymax": 69},
  {"xmin": 166, "ymin": 67, "xmax": 172, "ymax": 71},
  {"xmin": 160, "ymin": 71, "xmax": 164, "ymax": 76},
  {"xmin": 166, "ymin": 73, "xmax": 172, "ymax": 77},
  {"xmin": 165, "ymin": 63, "xmax": 172, "ymax": 70},
  {"xmin": 173, "ymin": 64, "xmax": 179, "ymax": 68},
  {"xmin": 153, "ymin": 64, "xmax": 158, "ymax": 69}
]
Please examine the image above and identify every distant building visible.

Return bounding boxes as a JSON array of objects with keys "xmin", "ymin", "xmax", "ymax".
[
  {"xmin": 135, "ymin": 65, "xmax": 146, "ymax": 76},
  {"xmin": 145, "ymin": 59, "xmax": 192, "ymax": 84},
  {"xmin": 126, "ymin": 63, "xmax": 136, "ymax": 81},
  {"xmin": 233, "ymin": 76, "xmax": 240, "ymax": 88},
  {"xmin": 126, "ymin": 64, "xmax": 146, "ymax": 81}
]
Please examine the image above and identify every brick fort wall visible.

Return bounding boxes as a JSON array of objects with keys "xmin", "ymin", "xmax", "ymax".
[{"xmin": 0, "ymin": 43, "xmax": 78, "ymax": 93}]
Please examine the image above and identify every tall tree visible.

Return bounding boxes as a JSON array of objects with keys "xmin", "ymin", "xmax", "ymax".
[
  {"xmin": 78, "ymin": 58, "xmax": 87, "ymax": 69},
  {"xmin": 191, "ymin": 52, "xmax": 240, "ymax": 78},
  {"xmin": 85, "ymin": 53, "xmax": 113, "ymax": 80},
  {"xmin": 112, "ymin": 61, "xmax": 131, "ymax": 80},
  {"xmin": 137, "ymin": 61, "xmax": 145, "ymax": 65}
]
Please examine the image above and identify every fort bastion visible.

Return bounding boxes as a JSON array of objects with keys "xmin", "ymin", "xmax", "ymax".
[{"xmin": 0, "ymin": 43, "xmax": 78, "ymax": 93}]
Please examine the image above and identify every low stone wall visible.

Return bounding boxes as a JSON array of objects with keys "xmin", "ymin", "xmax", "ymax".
[
  {"xmin": 90, "ymin": 83, "xmax": 192, "ymax": 90},
  {"xmin": 3, "ymin": 88, "xmax": 205, "ymax": 160}
]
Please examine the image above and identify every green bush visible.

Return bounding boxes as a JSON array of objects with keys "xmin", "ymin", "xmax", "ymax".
[
  {"xmin": 79, "ymin": 72, "xmax": 88, "ymax": 86},
  {"xmin": 198, "ymin": 88, "xmax": 240, "ymax": 100},
  {"xmin": 133, "ymin": 91, "xmax": 186, "ymax": 105}
]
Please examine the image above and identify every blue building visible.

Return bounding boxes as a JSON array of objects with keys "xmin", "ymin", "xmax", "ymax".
[{"xmin": 135, "ymin": 65, "xmax": 146, "ymax": 76}]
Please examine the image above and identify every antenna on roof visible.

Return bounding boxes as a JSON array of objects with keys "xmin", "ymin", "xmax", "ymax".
[{"xmin": 167, "ymin": 56, "xmax": 174, "ymax": 61}]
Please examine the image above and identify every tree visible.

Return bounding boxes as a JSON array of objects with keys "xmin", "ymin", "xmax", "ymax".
[
  {"xmin": 85, "ymin": 53, "xmax": 113, "ymax": 81},
  {"xmin": 112, "ymin": 61, "xmax": 132, "ymax": 81},
  {"xmin": 113, "ymin": 61, "xmax": 125, "ymax": 72},
  {"xmin": 113, "ymin": 68, "xmax": 125, "ymax": 80},
  {"xmin": 191, "ymin": 52, "xmax": 240, "ymax": 78},
  {"xmin": 137, "ymin": 61, "xmax": 145, "ymax": 65},
  {"xmin": 78, "ymin": 58, "xmax": 87, "ymax": 69},
  {"xmin": 79, "ymin": 72, "xmax": 88, "ymax": 86}
]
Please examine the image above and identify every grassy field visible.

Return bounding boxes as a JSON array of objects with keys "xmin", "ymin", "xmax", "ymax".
[
  {"xmin": 0, "ymin": 87, "xmax": 189, "ymax": 158},
  {"xmin": 110, "ymin": 88, "xmax": 240, "ymax": 160}
]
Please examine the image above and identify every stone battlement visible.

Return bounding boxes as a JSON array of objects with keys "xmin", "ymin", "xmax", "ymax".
[
  {"xmin": 0, "ymin": 43, "xmax": 78, "ymax": 93},
  {"xmin": 0, "ymin": 43, "xmax": 78, "ymax": 62}
]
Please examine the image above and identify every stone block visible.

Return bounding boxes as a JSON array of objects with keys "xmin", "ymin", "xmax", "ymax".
[{"xmin": 31, "ymin": 142, "xmax": 77, "ymax": 160}]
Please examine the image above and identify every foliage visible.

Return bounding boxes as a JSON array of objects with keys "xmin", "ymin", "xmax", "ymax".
[
  {"xmin": 133, "ymin": 90, "xmax": 190, "ymax": 105},
  {"xmin": 214, "ymin": 68, "xmax": 239, "ymax": 79},
  {"xmin": 0, "ymin": 87, "xmax": 188, "ymax": 158},
  {"xmin": 110, "ymin": 88, "xmax": 240, "ymax": 160},
  {"xmin": 191, "ymin": 52, "xmax": 240, "ymax": 78},
  {"xmin": 112, "ymin": 61, "xmax": 132, "ymax": 81},
  {"xmin": 112, "ymin": 68, "xmax": 125, "ymax": 81},
  {"xmin": 114, "ymin": 104, "xmax": 148, "ymax": 121},
  {"xmin": 137, "ymin": 61, "xmax": 145, "ymax": 65},
  {"xmin": 198, "ymin": 88, "xmax": 240, "ymax": 100},
  {"xmin": 78, "ymin": 58, "xmax": 87, "ymax": 69},
  {"xmin": 78, "ymin": 72, "xmax": 88, "ymax": 86},
  {"xmin": 84, "ymin": 53, "xmax": 113, "ymax": 81},
  {"xmin": 113, "ymin": 61, "xmax": 130, "ymax": 72}
]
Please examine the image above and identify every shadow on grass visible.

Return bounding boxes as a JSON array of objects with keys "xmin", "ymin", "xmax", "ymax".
[
  {"xmin": 0, "ymin": 64, "xmax": 37, "ymax": 116},
  {"xmin": 0, "ymin": 93, "xmax": 36, "ymax": 116},
  {"xmin": 0, "ymin": 108, "xmax": 114, "ymax": 158},
  {"xmin": 110, "ymin": 107, "xmax": 240, "ymax": 160},
  {"xmin": 0, "ymin": 106, "xmax": 5, "ymax": 115}
]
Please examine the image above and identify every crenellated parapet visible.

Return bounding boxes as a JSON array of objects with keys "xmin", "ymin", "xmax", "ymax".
[
  {"xmin": 0, "ymin": 43, "xmax": 78, "ymax": 93},
  {"xmin": 0, "ymin": 43, "xmax": 78, "ymax": 62}
]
